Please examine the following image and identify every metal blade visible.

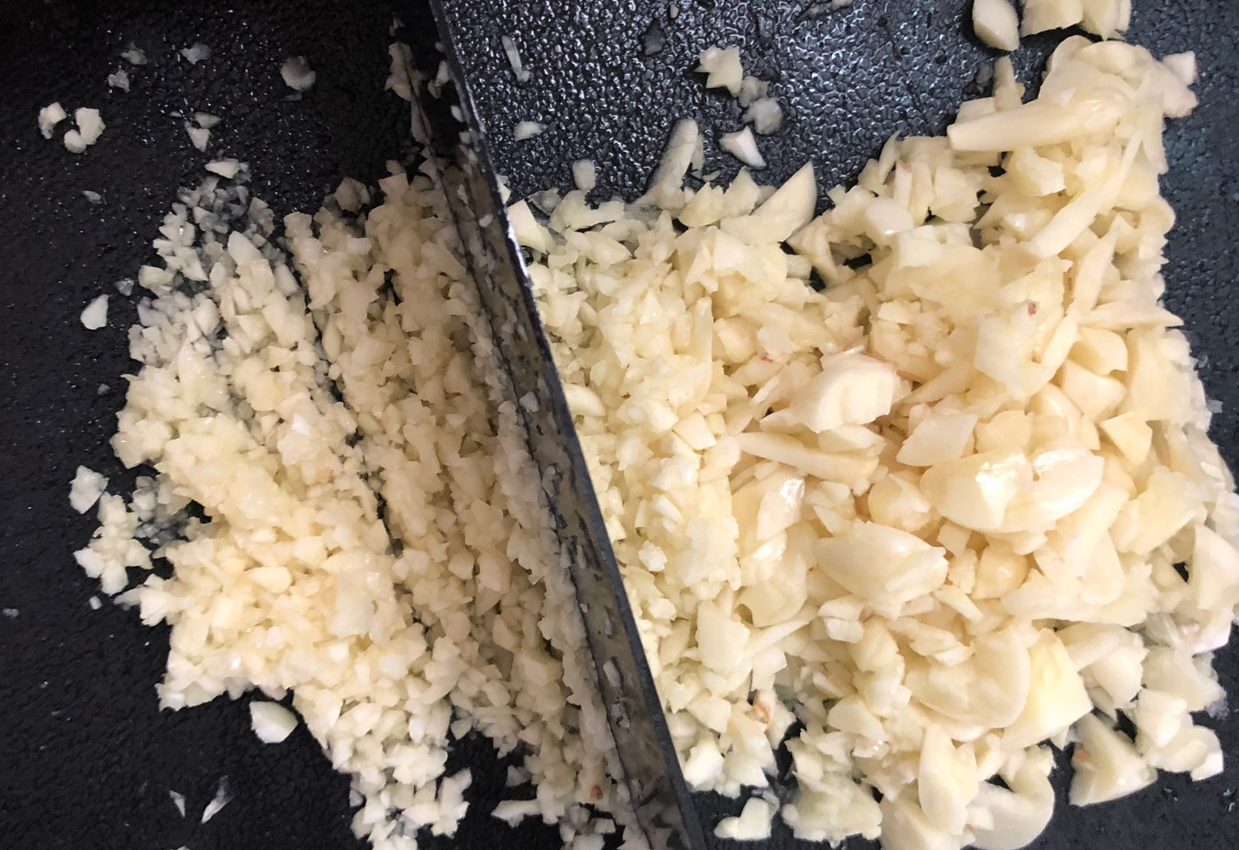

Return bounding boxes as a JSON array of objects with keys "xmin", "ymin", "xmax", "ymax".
[{"xmin": 406, "ymin": 6, "xmax": 706, "ymax": 850}]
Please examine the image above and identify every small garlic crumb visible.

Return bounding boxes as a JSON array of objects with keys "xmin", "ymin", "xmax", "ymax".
[
  {"xmin": 169, "ymin": 789, "xmax": 186, "ymax": 817},
  {"xmin": 720, "ymin": 126, "xmax": 766, "ymax": 169},
  {"xmin": 80, "ymin": 295, "xmax": 109, "ymax": 330},
  {"xmin": 205, "ymin": 160, "xmax": 241, "ymax": 179},
  {"xmin": 572, "ymin": 159, "xmax": 597, "ymax": 193},
  {"xmin": 88, "ymin": 596, "xmax": 103, "ymax": 610},
  {"xmin": 249, "ymin": 701, "xmax": 299, "ymax": 743},
  {"xmin": 501, "ymin": 35, "xmax": 531, "ymax": 83},
  {"xmin": 697, "ymin": 46, "xmax": 744, "ymax": 96},
  {"xmin": 514, "ymin": 121, "xmax": 546, "ymax": 141},
  {"xmin": 121, "ymin": 44, "xmax": 147, "ymax": 65},
  {"xmin": 69, "ymin": 466, "xmax": 109, "ymax": 514},
  {"xmin": 200, "ymin": 776, "xmax": 230, "ymax": 823},
  {"xmin": 38, "ymin": 102, "xmax": 67, "ymax": 139},
  {"xmin": 107, "ymin": 69, "xmax": 131, "ymax": 91},
  {"xmin": 185, "ymin": 123, "xmax": 210, "ymax": 152},
  {"xmin": 281, "ymin": 56, "xmax": 316, "ymax": 91},
  {"xmin": 64, "ymin": 108, "xmax": 105, "ymax": 154},
  {"xmin": 180, "ymin": 43, "xmax": 211, "ymax": 64}
]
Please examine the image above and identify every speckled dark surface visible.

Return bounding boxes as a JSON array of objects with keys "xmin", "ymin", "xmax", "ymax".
[{"xmin": 1, "ymin": 0, "xmax": 1237, "ymax": 848}]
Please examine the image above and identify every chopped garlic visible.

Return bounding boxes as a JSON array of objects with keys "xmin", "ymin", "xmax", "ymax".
[
  {"xmin": 973, "ymin": 0, "xmax": 1021, "ymax": 52},
  {"xmin": 80, "ymin": 295, "xmax": 109, "ymax": 330},
  {"xmin": 714, "ymin": 797, "xmax": 775, "ymax": 840},
  {"xmin": 719, "ymin": 126, "xmax": 766, "ymax": 169},
  {"xmin": 697, "ymin": 46, "xmax": 744, "ymax": 96},
  {"xmin": 180, "ymin": 43, "xmax": 211, "ymax": 64},
  {"xmin": 513, "ymin": 120, "xmax": 546, "ymax": 140},
  {"xmin": 249, "ymin": 701, "xmax": 298, "ymax": 743},
  {"xmin": 185, "ymin": 123, "xmax": 210, "ymax": 151},
  {"xmin": 527, "ymin": 33, "xmax": 1234, "ymax": 850},
  {"xmin": 38, "ymin": 101, "xmax": 67, "ymax": 139},
  {"xmin": 69, "ymin": 466, "xmax": 108, "ymax": 513},
  {"xmin": 281, "ymin": 56, "xmax": 316, "ymax": 91}
]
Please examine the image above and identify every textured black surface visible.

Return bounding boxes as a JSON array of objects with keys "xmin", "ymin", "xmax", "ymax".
[{"xmin": 1, "ymin": 0, "xmax": 1238, "ymax": 849}]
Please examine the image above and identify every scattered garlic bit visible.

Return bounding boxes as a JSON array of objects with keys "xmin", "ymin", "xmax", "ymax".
[
  {"xmin": 107, "ymin": 69, "xmax": 131, "ymax": 91},
  {"xmin": 280, "ymin": 56, "xmax": 316, "ymax": 92},
  {"xmin": 501, "ymin": 34, "xmax": 531, "ymax": 83},
  {"xmin": 69, "ymin": 466, "xmax": 109, "ymax": 514},
  {"xmin": 200, "ymin": 776, "xmax": 230, "ymax": 823},
  {"xmin": 82, "ymin": 152, "xmax": 630, "ymax": 850},
  {"xmin": 384, "ymin": 42, "xmax": 415, "ymax": 102},
  {"xmin": 720, "ymin": 126, "xmax": 766, "ymax": 169},
  {"xmin": 249, "ymin": 701, "xmax": 299, "ymax": 744},
  {"xmin": 64, "ymin": 108, "xmax": 105, "ymax": 153},
  {"xmin": 121, "ymin": 43, "xmax": 147, "ymax": 65},
  {"xmin": 194, "ymin": 112, "xmax": 221, "ymax": 129},
  {"xmin": 974, "ymin": 0, "xmax": 1021, "ymax": 52},
  {"xmin": 88, "ymin": 595, "xmax": 102, "ymax": 610},
  {"xmin": 82, "ymin": 190, "xmax": 103, "ymax": 204},
  {"xmin": 37, "ymin": 101, "xmax": 67, "ymax": 139},
  {"xmin": 80, "ymin": 294, "xmax": 109, "ymax": 330},
  {"xmin": 184, "ymin": 123, "xmax": 210, "ymax": 152},
  {"xmin": 513, "ymin": 120, "xmax": 546, "ymax": 140},
  {"xmin": 637, "ymin": 117, "xmax": 703, "ymax": 211},
  {"xmin": 205, "ymin": 160, "xmax": 240, "ymax": 179},
  {"xmin": 180, "ymin": 43, "xmax": 211, "ymax": 64},
  {"xmin": 697, "ymin": 45, "xmax": 744, "ymax": 96},
  {"xmin": 743, "ymin": 97, "xmax": 784, "ymax": 135},
  {"xmin": 572, "ymin": 159, "xmax": 597, "ymax": 192},
  {"xmin": 1021, "ymin": 0, "xmax": 1131, "ymax": 39},
  {"xmin": 168, "ymin": 789, "xmax": 185, "ymax": 817},
  {"xmin": 526, "ymin": 36, "xmax": 1235, "ymax": 848}
]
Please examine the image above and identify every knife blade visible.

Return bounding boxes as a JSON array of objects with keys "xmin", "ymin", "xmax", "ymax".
[{"xmin": 402, "ymin": 6, "xmax": 707, "ymax": 850}]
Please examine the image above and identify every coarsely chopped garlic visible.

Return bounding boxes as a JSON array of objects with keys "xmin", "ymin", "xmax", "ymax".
[
  {"xmin": 720, "ymin": 126, "xmax": 766, "ymax": 169},
  {"xmin": 249, "ymin": 701, "xmax": 298, "ymax": 743},
  {"xmin": 1021, "ymin": 0, "xmax": 1131, "ymax": 38},
  {"xmin": 82, "ymin": 152, "xmax": 635, "ymax": 850},
  {"xmin": 281, "ymin": 56, "xmax": 316, "ymax": 91},
  {"xmin": 121, "ymin": 43, "xmax": 147, "ymax": 65},
  {"xmin": 180, "ymin": 43, "xmax": 211, "ymax": 64},
  {"xmin": 108, "ymin": 69, "xmax": 131, "ymax": 91},
  {"xmin": 513, "ymin": 120, "xmax": 546, "ymax": 140},
  {"xmin": 69, "ymin": 466, "xmax": 108, "ymax": 514},
  {"xmin": 80, "ymin": 294, "xmax": 109, "ymax": 329},
  {"xmin": 185, "ymin": 123, "xmax": 210, "ymax": 151},
  {"xmin": 64, "ymin": 108, "xmax": 105, "ymax": 153},
  {"xmin": 38, "ymin": 101, "xmax": 67, "ymax": 139},
  {"xmin": 526, "ymin": 34, "xmax": 1237, "ymax": 848},
  {"xmin": 973, "ymin": 0, "xmax": 1021, "ymax": 52},
  {"xmin": 200, "ymin": 776, "xmax": 229, "ymax": 823},
  {"xmin": 501, "ymin": 34, "xmax": 531, "ymax": 83},
  {"xmin": 697, "ymin": 46, "xmax": 744, "ymax": 96}
]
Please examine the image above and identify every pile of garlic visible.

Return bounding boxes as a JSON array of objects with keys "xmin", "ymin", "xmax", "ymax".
[
  {"xmin": 522, "ymin": 34, "xmax": 1236, "ymax": 849},
  {"xmin": 78, "ymin": 164, "xmax": 632, "ymax": 850}
]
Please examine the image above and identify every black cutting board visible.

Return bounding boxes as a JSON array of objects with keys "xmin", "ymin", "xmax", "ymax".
[{"xmin": 1, "ymin": 1, "xmax": 1236, "ymax": 849}]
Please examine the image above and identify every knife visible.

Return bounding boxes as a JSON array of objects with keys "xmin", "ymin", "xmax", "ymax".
[{"xmin": 401, "ymin": 5, "xmax": 707, "ymax": 850}]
